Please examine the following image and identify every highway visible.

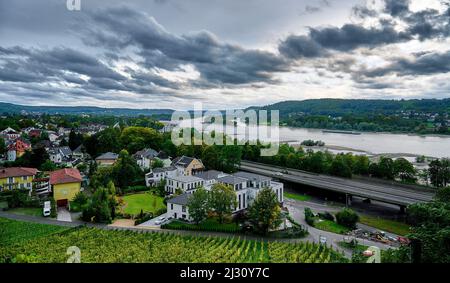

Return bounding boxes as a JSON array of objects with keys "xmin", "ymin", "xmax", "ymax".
[{"xmin": 240, "ymin": 161, "xmax": 434, "ymax": 207}]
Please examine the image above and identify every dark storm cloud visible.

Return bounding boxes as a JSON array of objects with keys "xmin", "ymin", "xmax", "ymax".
[
  {"xmin": 80, "ymin": 6, "xmax": 289, "ymax": 85},
  {"xmin": 364, "ymin": 51, "xmax": 450, "ymax": 77},
  {"xmin": 280, "ymin": 0, "xmax": 450, "ymax": 59}
]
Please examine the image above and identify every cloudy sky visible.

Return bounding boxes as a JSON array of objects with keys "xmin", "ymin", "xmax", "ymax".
[{"xmin": 0, "ymin": 0, "xmax": 449, "ymax": 109}]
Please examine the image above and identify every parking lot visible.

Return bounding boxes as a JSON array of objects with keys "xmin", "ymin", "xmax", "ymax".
[{"xmin": 137, "ymin": 213, "xmax": 170, "ymax": 227}]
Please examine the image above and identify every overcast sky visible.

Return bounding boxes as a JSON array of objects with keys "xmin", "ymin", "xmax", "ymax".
[{"xmin": 0, "ymin": 0, "xmax": 449, "ymax": 109}]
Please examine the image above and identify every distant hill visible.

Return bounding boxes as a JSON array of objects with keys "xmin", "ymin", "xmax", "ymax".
[
  {"xmin": 246, "ymin": 98, "xmax": 450, "ymax": 118},
  {"xmin": 0, "ymin": 102, "xmax": 174, "ymax": 117}
]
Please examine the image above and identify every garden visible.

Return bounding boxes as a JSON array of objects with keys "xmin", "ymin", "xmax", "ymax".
[
  {"xmin": 0, "ymin": 217, "xmax": 346, "ymax": 263},
  {"xmin": 120, "ymin": 192, "xmax": 165, "ymax": 216}
]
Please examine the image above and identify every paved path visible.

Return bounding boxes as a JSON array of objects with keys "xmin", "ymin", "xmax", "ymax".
[{"xmin": 56, "ymin": 208, "xmax": 72, "ymax": 222}]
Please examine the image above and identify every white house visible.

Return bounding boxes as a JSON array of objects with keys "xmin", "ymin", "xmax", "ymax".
[
  {"xmin": 196, "ymin": 170, "xmax": 227, "ymax": 188},
  {"xmin": 166, "ymin": 194, "xmax": 192, "ymax": 221},
  {"xmin": 165, "ymin": 175, "xmax": 204, "ymax": 194},
  {"xmin": 217, "ymin": 175, "xmax": 249, "ymax": 212},
  {"xmin": 145, "ymin": 166, "xmax": 181, "ymax": 187},
  {"xmin": 133, "ymin": 148, "xmax": 158, "ymax": 170},
  {"xmin": 48, "ymin": 146, "xmax": 72, "ymax": 164}
]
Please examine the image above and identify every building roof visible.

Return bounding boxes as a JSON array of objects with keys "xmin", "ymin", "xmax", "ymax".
[
  {"xmin": 172, "ymin": 156, "xmax": 203, "ymax": 168},
  {"xmin": 152, "ymin": 165, "xmax": 177, "ymax": 173},
  {"xmin": 168, "ymin": 175, "xmax": 203, "ymax": 183},
  {"xmin": 217, "ymin": 175, "xmax": 247, "ymax": 185},
  {"xmin": 233, "ymin": 172, "xmax": 271, "ymax": 183},
  {"xmin": 134, "ymin": 148, "xmax": 158, "ymax": 159},
  {"xmin": 156, "ymin": 151, "xmax": 169, "ymax": 159},
  {"xmin": 7, "ymin": 139, "xmax": 31, "ymax": 151},
  {"xmin": 196, "ymin": 170, "xmax": 224, "ymax": 181},
  {"xmin": 96, "ymin": 152, "xmax": 119, "ymax": 160},
  {"xmin": 167, "ymin": 193, "xmax": 191, "ymax": 206},
  {"xmin": 0, "ymin": 167, "xmax": 38, "ymax": 179},
  {"xmin": 49, "ymin": 168, "xmax": 82, "ymax": 185}
]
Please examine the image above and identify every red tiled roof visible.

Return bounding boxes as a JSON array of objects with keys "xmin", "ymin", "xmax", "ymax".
[
  {"xmin": 49, "ymin": 168, "xmax": 82, "ymax": 185},
  {"xmin": 0, "ymin": 167, "xmax": 39, "ymax": 179}
]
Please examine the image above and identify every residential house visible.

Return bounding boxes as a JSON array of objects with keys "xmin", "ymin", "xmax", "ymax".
[
  {"xmin": 217, "ymin": 175, "xmax": 249, "ymax": 212},
  {"xmin": 0, "ymin": 167, "xmax": 38, "ymax": 191},
  {"xmin": 0, "ymin": 127, "xmax": 21, "ymax": 141},
  {"xmin": 167, "ymin": 194, "xmax": 192, "ymax": 221},
  {"xmin": 133, "ymin": 148, "xmax": 158, "ymax": 170},
  {"xmin": 145, "ymin": 165, "xmax": 181, "ymax": 187},
  {"xmin": 47, "ymin": 132, "xmax": 59, "ymax": 143},
  {"xmin": 28, "ymin": 129, "xmax": 42, "ymax": 139},
  {"xmin": 48, "ymin": 146, "xmax": 72, "ymax": 164},
  {"xmin": 165, "ymin": 175, "xmax": 204, "ymax": 194},
  {"xmin": 172, "ymin": 156, "xmax": 205, "ymax": 176},
  {"xmin": 156, "ymin": 151, "xmax": 172, "ymax": 167},
  {"xmin": 165, "ymin": 170, "xmax": 284, "ymax": 221},
  {"xmin": 7, "ymin": 139, "xmax": 31, "ymax": 162},
  {"xmin": 49, "ymin": 168, "xmax": 82, "ymax": 208},
  {"xmin": 95, "ymin": 152, "xmax": 119, "ymax": 166},
  {"xmin": 72, "ymin": 144, "xmax": 88, "ymax": 160}
]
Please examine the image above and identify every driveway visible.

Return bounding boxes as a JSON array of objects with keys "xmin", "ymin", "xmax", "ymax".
[
  {"xmin": 57, "ymin": 207, "xmax": 72, "ymax": 222},
  {"xmin": 137, "ymin": 213, "xmax": 169, "ymax": 227}
]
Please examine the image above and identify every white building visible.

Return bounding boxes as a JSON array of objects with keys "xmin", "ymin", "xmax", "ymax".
[
  {"xmin": 165, "ymin": 170, "xmax": 284, "ymax": 221},
  {"xmin": 165, "ymin": 175, "xmax": 204, "ymax": 194},
  {"xmin": 145, "ymin": 166, "xmax": 182, "ymax": 187},
  {"xmin": 133, "ymin": 148, "xmax": 158, "ymax": 170},
  {"xmin": 166, "ymin": 194, "xmax": 192, "ymax": 221},
  {"xmin": 48, "ymin": 146, "xmax": 72, "ymax": 164}
]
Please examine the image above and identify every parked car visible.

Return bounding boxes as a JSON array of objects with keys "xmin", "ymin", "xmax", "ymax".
[
  {"xmin": 155, "ymin": 217, "xmax": 166, "ymax": 225},
  {"xmin": 43, "ymin": 201, "xmax": 51, "ymax": 217}
]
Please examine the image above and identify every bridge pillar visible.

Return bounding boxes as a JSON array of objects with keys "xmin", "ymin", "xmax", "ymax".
[
  {"xmin": 345, "ymin": 194, "xmax": 352, "ymax": 207},
  {"xmin": 399, "ymin": 205, "xmax": 406, "ymax": 214}
]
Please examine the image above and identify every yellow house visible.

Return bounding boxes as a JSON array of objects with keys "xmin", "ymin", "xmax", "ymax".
[
  {"xmin": 172, "ymin": 156, "xmax": 205, "ymax": 176},
  {"xmin": 49, "ymin": 168, "xmax": 82, "ymax": 207},
  {"xmin": 0, "ymin": 167, "xmax": 38, "ymax": 191}
]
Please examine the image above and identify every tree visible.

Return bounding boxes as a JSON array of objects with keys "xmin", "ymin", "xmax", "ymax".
[
  {"xmin": 329, "ymin": 155, "xmax": 352, "ymax": 178},
  {"xmin": 81, "ymin": 187, "xmax": 113, "ymax": 224},
  {"xmin": 120, "ymin": 126, "xmax": 162, "ymax": 153},
  {"xmin": 335, "ymin": 208, "xmax": 359, "ymax": 229},
  {"xmin": 40, "ymin": 160, "xmax": 57, "ymax": 171},
  {"xmin": 112, "ymin": 150, "xmax": 142, "ymax": 189},
  {"xmin": 219, "ymin": 145, "xmax": 242, "ymax": 173},
  {"xmin": 0, "ymin": 137, "xmax": 6, "ymax": 155},
  {"xmin": 393, "ymin": 158, "xmax": 416, "ymax": 183},
  {"xmin": 247, "ymin": 188, "xmax": 283, "ymax": 235},
  {"xmin": 209, "ymin": 183, "xmax": 237, "ymax": 223},
  {"xmin": 187, "ymin": 187, "xmax": 209, "ymax": 224},
  {"xmin": 68, "ymin": 129, "xmax": 83, "ymax": 150},
  {"xmin": 152, "ymin": 159, "xmax": 164, "ymax": 169},
  {"xmin": 429, "ymin": 159, "xmax": 450, "ymax": 188},
  {"xmin": 202, "ymin": 145, "xmax": 220, "ymax": 170}
]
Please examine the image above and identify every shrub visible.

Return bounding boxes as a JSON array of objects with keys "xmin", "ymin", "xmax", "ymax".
[
  {"xmin": 134, "ymin": 212, "xmax": 154, "ymax": 225},
  {"xmin": 121, "ymin": 186, "xmax": 150, "ymax": 195},
  {"xmin": 318, "ymin": 211, "xmax": 335, "ymax": 221},
  {"xmin": 50, "ymin": 198, "xmax": 57, "ymax": 218},
  {"xmin": 154, "ymin": 207, "xmax": 167, "ymax": 217},
  {"xmin": 304, "ymin": 207, "xmax": 315, "ymax": 227},
  {"xmin": 335, "ymin": 208, "xmax": 359, "ymax": 229}
]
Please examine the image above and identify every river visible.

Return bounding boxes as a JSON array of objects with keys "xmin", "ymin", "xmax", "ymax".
[{"xmin": 178, "ymin": 118, "xmax": 450, "ymax": 159}]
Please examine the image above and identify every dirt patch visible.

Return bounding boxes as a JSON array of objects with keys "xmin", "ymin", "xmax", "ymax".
[{"xmin": 109, "ymin": 219, "xmax": 135, "ymax": 227}]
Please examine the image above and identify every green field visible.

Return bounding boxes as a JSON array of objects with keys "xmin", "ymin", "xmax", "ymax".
[
  {"xmin": 0, "ymin": 217, "xmax": 346, "ymax": 263},
  {"xmin": 121, "ymin": 192, "xmax": 165, "ymax": 215},
  {"xmin": 7, "ymin": 207, "xmax": 42, "ymax": 217},
  {"xmin": 359, "ymin": 215, "xmax": 410, "ymax": 236},
  {"xmin": 313, "ymin": 219, "xmax": 350, "ymax": 235},
  {"xmin": 284, "ymin": 192, "xmax": 311, "ymax": 201},
  {"xmin": 0, "ymin": 218, "xmax": 69, "ymax": 246}
]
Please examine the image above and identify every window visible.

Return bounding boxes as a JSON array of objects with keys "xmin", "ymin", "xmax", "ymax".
[
  {"xmin": 182, "ymin": 206, "xmax": 186, "ymax": 212},
  {"xmin": 243, "ymin": 193, "xmax": 246, "ymax": 208},
  {"xmin": 170, "ymin": 204, "xmax": 173, "ymax": 210},
  {"xmin": 8, "ymin": 177, "xmax": 13, "ymax": 184},
  {"xmin": 22, "ymin": 176, "xmax": 27, "ymax": 181},
  {"xmin": 238, "ymin": 195, "xmax": 241, "ymax": 210}
]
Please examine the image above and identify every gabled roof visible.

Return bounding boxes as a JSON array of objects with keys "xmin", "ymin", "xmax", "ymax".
[
  {"xmin": 172, "ymin": 156, "xmax": 203, "ymax": 168},
  {"xmin": 167, "ymin": 193, "xmax": 191, "ymax": 206},
  {"xmin": 49, "ymin": 168, "xmax": 82, "ymax": 185},
  {"xmin": 168, "ymin": 175, "xmax": 203, "ymax": 183},
  {"xmin": 134, "ymin": 148, "xmax": 158, "ymax": 159},
  {"xmin": 0, "ymin": 167, "xmax": 38, "ymax": 179},
  {"xmin": 96, "ymin": 152, "xmax": 119, "ymax": 160}
]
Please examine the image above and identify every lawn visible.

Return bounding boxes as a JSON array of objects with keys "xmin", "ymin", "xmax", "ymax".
[
  {"xmin": 284, "ymin": 192, "xmax": 311, "ymax": 201},
  {"xmin": 7, "ymin": 207, "xmax": 42, "ymax": 217},
  {"xmin": 314, "ymin": 219, "xmax": 350, "ymax": 234},
  {"xmin": 359, "ymin": 215, "xmax": 410, "ymax": 236},
  {"xmin": 162, "ymin": 217, "xmax": 241, "ymax": 233},
  {"xmin": 0, "ymin": 217, "xmax": 69, "ymax": 246},
  {"xmin": 121, "ymin": 192, "xmax": 165, "ymax": 216}
]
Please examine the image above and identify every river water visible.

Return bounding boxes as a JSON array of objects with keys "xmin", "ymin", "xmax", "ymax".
[{"xmin": 178, "ymin": 119, "xmax": 450, "ymax": 158}]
